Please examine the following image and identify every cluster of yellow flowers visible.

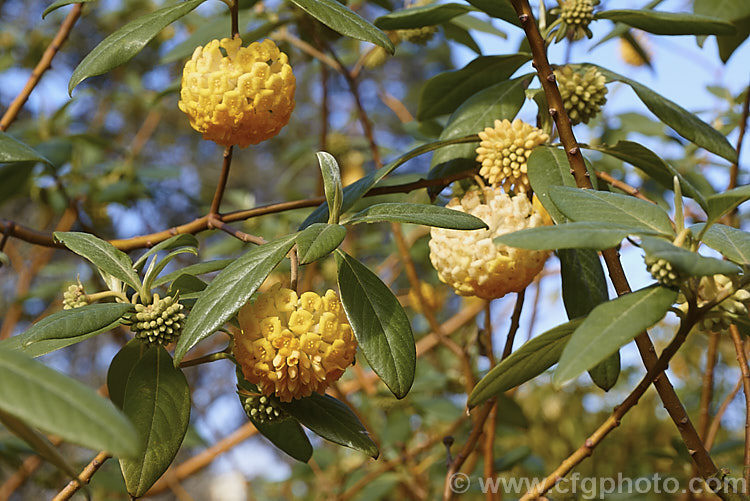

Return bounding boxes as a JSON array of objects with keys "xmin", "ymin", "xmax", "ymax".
[
  {"xmin": 178, "ymin": 37, "xmax": 295, "ymax": 147},
  {"xmin": 429, "ymin": 188, "xmax": 552, "ymax": 299},
  {"xmin": 233, "ymin": 284, "xmax": 357, "ymax": 402}
]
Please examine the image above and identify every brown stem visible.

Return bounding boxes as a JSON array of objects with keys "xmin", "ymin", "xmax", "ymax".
[
  {"xmin": 483, "ymin": 301, "xmax": 497, "ymax": 501},
  {"xmin": 1, "ymin": 170, "xmax": 475, "ymax": 251},
  {"xmin": 230, "ymin": 0, "xmax": 239, "ymax": 37},
  {"xmin": 208, "ymin": 216, "xmax": 266, "ymax": 245},
  {"xmin": 0, "ymin": 3, "xmax": 82, "ymax": 131},
  {"xmin": 730, "ymin": 325, "xmax": 750, "ymax": 493},
  {"xmin": 509, "ymin": 0, "xmax": 725, "ymax": 494},
  {"xmin": 209, "ymin": 146, "xmax": 233, "ymax": 216},
  {"xmin": 728, "ymin": 77, "xmax": 750, "ymax": 191},
  {"xmin": 706, "ymin": 377, "xmax": 743, "ymax": 451},
  {"xmin": 51, "ymin": 451, "xmax": 111, "ymax": 501},
  {"xmin": 700, "ymin": 332, "xmax": 721, "ymax": 440},
  {"xmin": 503, "ymin": 291, "xmax": 525, "ymax": 359},
  {"xmin": 595, "ymin": 171, "xmax": 655, "ymax": 204}
]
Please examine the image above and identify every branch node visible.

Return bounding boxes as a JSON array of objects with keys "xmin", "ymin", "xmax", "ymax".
[
  {"xmin": 549, "ymin": 108, "xmax": 558, "ymax": 117},
  {"xmin": 546, "ymin": 73, "xmax": 556, "ymax": 83},
  {"xmin": 568, "ymin": 146, "xmax": 580, "ymax": 155},
  {"xmin": 519, "ymin": 13, "xmax": 529, "ymax": 23}
]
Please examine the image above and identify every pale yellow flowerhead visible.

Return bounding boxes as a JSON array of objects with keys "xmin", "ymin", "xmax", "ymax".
[
  {"xmin": 234, "ymin": 284, "xmax": 357, "ymax": 402},
  {"xmin": 429, "ymin": 187, "xmax": 551, "ymax": 299},
  {"xmin": 475, "ymin": 119, "xmax": 549, "ymax": 193},
  {"xmin": 178, "ymin": 37, "xmax": 296, "ymax": 148}
]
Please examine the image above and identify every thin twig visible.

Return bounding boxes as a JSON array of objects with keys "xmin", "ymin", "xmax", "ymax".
[
  {"xmin": 595, "ymin": 171, "xmax": 655, "ymax": 204},
  {"xmin": 289, "ymin": 245, "xmax": 299, "ymax": 292},
  {"xmin": 728, "ymin": 77, "xmax": 750, "ymax": 191},
  {"xmin": 275, "ymin": 29, "xmax": 343, "ymax": 72},
  {"xmin": 230, "ymin": 0, "xmax": 239, "ymax": 37},
  {"xmin": 210, "ymin": 146, "xmax": 234, "ymax": 216},
  {"xmin": 51, "ymin": 451, "xmax": 111, "ymax": 501},
  {"xmin": 483, "ymin": 301, "xmax": 497, "ymax": 501},
  {"xmin": 208, "ymin": 216, "xmax": 266, "ymax": 245},
  {"xmin": 730, "ymin": 325, "xmax": 750, "ymax": 493},
  {"xmin": 503, "ymin": 291, "xmax": 525, "ymax": 359},
  {"xmin": 0, "ymin": 3, "xmax": 83, "ymax": 131},
  {"xmin": 706, "ymin": 377, "xmax": 743, "ymax": 452},
  {"xmin": 700, "ymin": 332, "xmax": 721, "ymax": 440}
]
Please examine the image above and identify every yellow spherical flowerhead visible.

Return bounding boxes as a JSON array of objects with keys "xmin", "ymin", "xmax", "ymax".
[
  {"xmin": 178, "ymin": 37, "xmax": 296, "ymax": 148},
  {"xmin": 429, "ymin": 187, "xmax": 552, "ymax": 300},
  {"xmin": 475, "ymin": 119, "xmax": 549, "ymax": 193},
  {"xmin": 234, "ymin": 284, "xmax": 357, "ymax": 402}
]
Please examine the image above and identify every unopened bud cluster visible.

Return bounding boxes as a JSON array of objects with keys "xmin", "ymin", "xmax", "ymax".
[
  {"xmin": 689, "ymin": 275, "xmax": 750, "ymax": 332},
  {"xmin": 63, "ymin": 284, "xmax": 88, "ymax": 309},
  {"xmin": 645, "ymin": 257, "xmax": 682, "ymax": 289},
  {"xmin": 429, "ymin": 187, "xmax": 551, "ymax": 299},
  {"xmin": 178, "ymin": 37, "xmax": 295, "ymax": 147},
  {"xmin": 242, "ymin": 394, "xmax": 287, "ymax": 423},
  {"xmin": 398, "ymin": 26, "xmax": 438, "ymax": 45},
  {"xmin": 131, "ymin": 294, "xmax": 186, "ymax": 345},
  {"xmin": 554, "ymin": 65, "xmax": 608, "ymax": 125},
  {"xmin": 475, "ymin": 119, "xmax": 549, "ymax": 193},
  {"xmin": 556, "ymin": 0, "xmax": 598, "ymax": 41}
]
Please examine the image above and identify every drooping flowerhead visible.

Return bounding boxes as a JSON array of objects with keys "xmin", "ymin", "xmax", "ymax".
[
  {"xmin": 178, "ymin": 37, "xmax": 296, "ymax": 148},
  {"xmin": 475, "ymin": 119, "xmax": 549, "ymax": 193},
  {"xmin": 429, "ymin": 187, "xmax": 552, "ymax": 299},
  {"xmin": 234, "ymin": 284, "xmax": 357, "ymax": 402},
  {"xmin": 549, "ymin": 0, "xmax": 599, "ymax": 42},
  {"xmin": 554, "ymin": 65, "xmax": 608, "ymax": 125}
]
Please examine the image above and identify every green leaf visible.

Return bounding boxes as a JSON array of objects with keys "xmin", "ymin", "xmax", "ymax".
[
  {"xmin": 300, "ymin": 136, "xmax": 480, "ymax": 229},
  {"xmin": 282, "ymin": 393, "xmax": 378, "ymax": 458},
  {"xmin": 0, "ymin": 319, "xmax": 123, "ymax": 358},
  {"xmin": 588, "ymin": 352, "xmax": 621, "ymax": 391},
  {"xmin": 288, "ymin": 0, "xmax": 394, "ymax": 53},
  {"xmin": 0, "ymin": 409, "xmax": 82, "ymax": 481},
  {"xmin": 374, "ymin": 3, "xmax": 471, "ymax": 29},
  {"xmin": 558, "ymin": 248, "xmax": 608, "ymax": 320},
  {"xmin": 594, "ymin": 65, "xmax": 738, "ymax": 164},
  {"xmin": 430, "ymin": 75, "xmax": 529, "ymax": 171},
  {"xmin": 586, "ymin": 141, "xmax": 709, "ymax": 210},
  {"xmin": 450, "ymin": 13, "xmax": 508, "ymax": 38},
  {"xmin": 553, "ymin": 286, "xmax": 678, "ymax": 386},
  {"xmin": 526, "ymin": 146, "xmax": 600, "ymax": 224},
  {"xmin": 548, "ymin": 186, "xmax": 674, "ymax": 235},
  {"xmin": 417, "ymin": 54, "xmax": 530, "ymax": 120},
  {"xmin": 296, "ymin": 223, "xmax": 347, "ymax": 265},
  {"xmin": 154, "ymin": 259, "xmax": 233, "ymax": 287},
  {"xmin": 317, "ymin": 152, "xmax": 343, "ymax": 224},
  {"xmin": 142, "ymin": 247, "xmax": 198, "ymax": 292},
  {"xmin": 54, "ymin": 231, "xmax": 141, "ymax": 291},
  {"xmin": 107, "ymin": 340, "xmax": 145, "ymax": 409},
  {"xmin": 336, "ymin": 250, "xmax": 415, "ymax": 398},
  {"xmin": 168, "ymin": 274, "xmax": 208, "ymax": 299},
  {"xmin": 117, "ymin": 346, "xmax": 191, "ymax": 497},
  {"xmin": 236, "ymin": 371, "xmax": 312, "ymax": 462},
  {"xmin": 174, "ymin": 235, "xmax": 296, "ymax": 364},
  {"xmin": 68, "ymin": 0, "xmax": 206, "ymax": 94},
  {"xmin": 692, "ymin": 223, "xmax": 750, "ymax": 264},
  {"xmin": 640, "ymin": 236, "xmax": 742, "ymax": 277},
  {"xmin": 694, "ymin": 0, "xmax": 750, "ymax": 62},
  {"xmin": 442, "ymin": 21, "xmax": 481, "ymax": 54},
  {"xmin": 22, "ymin": 303, "xmax": 134, "ymax": 346},
  {"xmin": 704, "ymin": 185, "xmax": 750, "ymax": 227},
  {"xmin": 345, "ymin": 202, "xmax": 487, "ymax": 229},
  {"xmin": 133, "ymin": 234, "xmax": 199, "ymax": 271},
  {"xmin": 42, "ymin": 0, "xmax": 95, "ymax": 19},
  {"xmin": 468, "ymin": 318, "xmax": 584, "ymax": 407},
  {"xmin": 0, "ymin": 163, "xmax": 34, "ymax": 206},
  {"xmin": 595, "ymin": 9, "xmax": 736, "ymax": 35},
  {"xmin": 495, "ymin": 394, "xmax": 528, "ymax": 428},
  {"xmin": 496, "ymin": 221, "xmax": 657, "ymax": 251},
  {"xmin": 463, "ymin": 0, "xmax": 519, "ymax": 26},
  {"xmin": 0, "ymin": 131, "xmax": 52, "ymax": 165},
  {"xmin": 0, "ymin": 348, "xmax": 138, "ymax": 456}
]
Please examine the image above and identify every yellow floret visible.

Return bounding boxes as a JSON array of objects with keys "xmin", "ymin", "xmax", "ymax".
[
  {"xmin": 429, "ymin": 187, "xmax": 552, "ymax": 299},
  {"xmin": 234, "ymin": 285, "xmax": 357, "ymax": 402},
  {"xmin": 178, "ymin": 37, "xmax": 296, "ymax": 147},
  {"xmin": 475, "ymin": 119, "xmax": 549, "ymax": 193}
]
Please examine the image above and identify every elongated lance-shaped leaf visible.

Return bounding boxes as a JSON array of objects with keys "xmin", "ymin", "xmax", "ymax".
[
  {"xmin": 133, "ymin": 234, "xmax": 198, "ymax": 271},
  {"xmin": 585, "ymin": 141, "xmax": 709, "ymax": 210},
  {"xmin": 288, "ymin": 0, "xmax": 394, "ymax": 53},
  {"xmin": 116, "ymin": 346, "xmax": 191, "ymax": 497},
  {"xmin": 68, "ymin": 0, "xmax": 206, "ymax": 94},
  {"xmin": 296, "ymin": 223, "xmax": 347, "ymax": 265},
  {"xmin": 554, "ymin": 286, "xmax": 678, "ymax": 386},
  {"xmin": 593, "ymin": 65, "xmax": 737, "ymax": 163},
  {"xmin": 300, "ymin": 135, "xmax": 480, "ymax": 229},
  {"xmin": 595, "ymin": 9, "xmax": 736, "ymax": 35},
  {"xmin": 588, "ymin": 353, "xmax": 621, "ymax": 392},
  {"xmin": 0, "ymin": 348, "xmax": 138, "ymax": 456},
  {"xmin": 548, "ymin": 186, "xmax": 675, "ymax": 236},
  {"xmin": 336, "ymin": 250, "xmax": 415, "ymax": 398},
  {"xmin": 316, "ymin": 152, "xmax": 343, "ymax": 224},
  {"xmin": 704, "ymin": 185, "xmax": 750, "ymax": 228},
  {"xmin": 375, "ymin": 3, "xmax": 471, "ymax": 29},
  {"xmin": 282, "ymin": 392, "xmax": 378, "ymax": 458},
  {"xmin": 0, "ymin": 131, "xmax": 52, "ymax": 165},
  {"xmin": 22, "ymin": 303, "xmax": 134, "ymax": 347},
  {"xmin": 468, "ymin": 318, "xmax": 584, "ymax": 407},
  {"xmin": 463, "ymin": 0, "xmax": 520, "ymax": 26},
  {"xmin": 42, "ymin": 0, "xmax": 95, "ymax": 18},
  {"xmin": 691, "ymin": 223, "xmax": 750, "ymax": 265},
  {"xmin": 640, "ymin": 236, "xmax": 742, "ymax": 277},
  {"xmin": 418, "ymin": 54, "xmax": 530, "ymax": 120},
  {"xmin": 496, "ymin": 222, "xmax": 659, "ymax": 251},
  {"xmin": 174, "ymin": 234, "xmax": 296, "ymax": 364},
  {"xmin": 345, "ymin": 202, "xmax": 487, "ymax": 229},
  {"xmin": 142, "ymin": 247, "xmax": 198, "ymax": 293},
  {"xmin": 54, "ymin": 231, "xmax": 142, "ymax": 291},
  {"xmin": 154, "ymin": 258, "xmax": 233, "ymax": 287},
  {"xmin": 0, "ymin": 319, "xmax": 123, "ymax": 358}
]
